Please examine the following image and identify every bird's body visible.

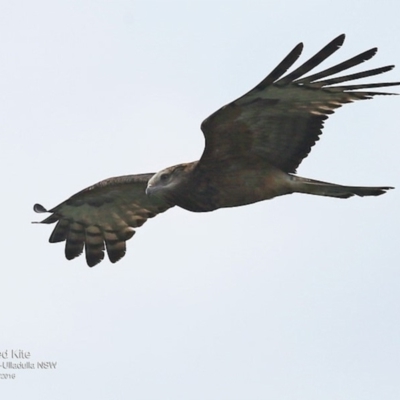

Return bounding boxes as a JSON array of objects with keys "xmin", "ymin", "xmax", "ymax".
[
  {"xmin": 147, "ymin": 161, "xmax": 293, "ymax": 212},
  {"xmin": 34, "ymin": 34, "xmax": 398, "ymax": 266}
]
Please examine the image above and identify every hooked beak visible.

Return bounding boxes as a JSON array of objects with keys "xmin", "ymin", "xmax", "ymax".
[{"xmin": 145, "ymin": 184, "xmax": 155, "ymax": 196}]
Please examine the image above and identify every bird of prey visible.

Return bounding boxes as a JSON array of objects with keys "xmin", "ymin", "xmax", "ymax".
[{"xmin": 34, "ymin": 34, "xmax": 398, "ymax": 267}]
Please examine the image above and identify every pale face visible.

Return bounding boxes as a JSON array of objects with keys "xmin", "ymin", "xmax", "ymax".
[{"xmin": 146, "ymin": 165, "xmax": 185, "ymax": 197}]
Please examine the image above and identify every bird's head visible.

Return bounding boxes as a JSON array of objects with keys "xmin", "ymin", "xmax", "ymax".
[{"xmin": 146, "ymin": 163, "xmax": 192, "ymax": 198}]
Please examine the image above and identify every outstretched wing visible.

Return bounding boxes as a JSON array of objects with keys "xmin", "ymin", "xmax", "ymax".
[
  {"xmin": 34, "ymin": 173, "xmax": 173, "ymax": 267},
  {"xmin": 199, "ymin": 34, "xmax": 400, "ymax": 173}
]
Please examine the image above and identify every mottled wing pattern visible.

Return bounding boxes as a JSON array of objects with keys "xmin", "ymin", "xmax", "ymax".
[
  {"xmin": 199, "ymin": 34, "xmax": 399, "ymax": 173},
  {"xmin": 34, "ymin": 173, "xmax": 173, "ymax": 267}
]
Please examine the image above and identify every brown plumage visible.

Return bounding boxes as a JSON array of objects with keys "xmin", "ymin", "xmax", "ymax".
[{"xmin": 34, "ymin": 34, "xmax": 398, "ymax": 267}]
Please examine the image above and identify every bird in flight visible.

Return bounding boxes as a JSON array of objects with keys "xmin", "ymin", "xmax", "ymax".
[{"xmin": 34, "ymin": 34, "xmax": 398, "ymax": 267}]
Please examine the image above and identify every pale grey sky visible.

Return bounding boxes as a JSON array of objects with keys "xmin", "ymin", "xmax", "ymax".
[{"xmin": 1, "ymin": 1, "xmax": 399, "ymax": 399}]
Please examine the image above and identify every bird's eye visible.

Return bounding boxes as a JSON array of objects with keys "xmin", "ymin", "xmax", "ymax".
[{"xmin": 159, "ymin": 173, "xmax": 169, "ymax": 182}]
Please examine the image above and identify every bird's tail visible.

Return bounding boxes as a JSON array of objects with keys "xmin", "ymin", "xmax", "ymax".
[{"xmin": 290, "ymin": 175, "xmax": 393, "ymax": 198}]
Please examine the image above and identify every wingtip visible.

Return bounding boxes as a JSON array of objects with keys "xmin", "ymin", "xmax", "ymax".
[
  {"xmin": 34, "ymin": 203, "xmax": 48, "ymax": 213},
  {"xmin": 291, "ymin": 42, "xmax": 304, "ymax": 59},
  {"xmin": 363, "ymin": 47, "xmax": 378, "ymax": 62},
  {"xmin": 334, "ymin": 33, "xmax": 346, "ymax": 48}
]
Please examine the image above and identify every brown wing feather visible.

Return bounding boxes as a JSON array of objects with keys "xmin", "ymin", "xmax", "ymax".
[
  {"xmin": 199, "ymin": 34, "xmax": 400, "ymax": 173},
  {"xmin": 34, "ymin": 173, "xmax": 173, "ymax": 267}
]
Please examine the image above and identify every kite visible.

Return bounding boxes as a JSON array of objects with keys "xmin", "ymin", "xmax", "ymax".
[{"xmin": 34, "ymin": 34, "xmax": 398, "ymax": 267}]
